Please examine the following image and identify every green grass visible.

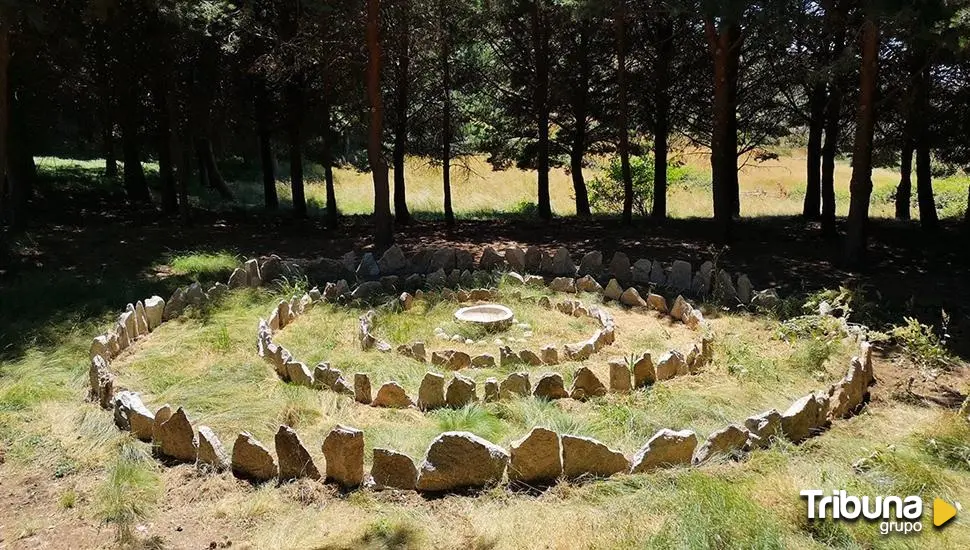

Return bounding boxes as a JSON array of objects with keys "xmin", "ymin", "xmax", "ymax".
[
  {"xmin": 166, "ymin": 250, "xmax": 239, "ymax": 279},
  {"xmin": 95, "ymin": 441, "xmax": 163, "ymax": 542}
]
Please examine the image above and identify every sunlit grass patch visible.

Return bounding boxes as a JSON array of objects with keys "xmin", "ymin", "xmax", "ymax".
[{"xmin": 165, "ymin": 250, "xmax": 239, "ymax": 279}]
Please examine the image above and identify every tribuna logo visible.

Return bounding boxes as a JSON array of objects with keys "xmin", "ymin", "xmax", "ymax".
[{"xmin": 801, "ymin": 490, "xmax": 924, "ymax": 535}]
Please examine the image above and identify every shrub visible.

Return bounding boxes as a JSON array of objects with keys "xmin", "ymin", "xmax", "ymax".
[
  {"xmin": 588, "ymin": 155, "xmax": 654, "ymax": 216},
  {"xmin": 889, "ymin": 314, "xmax": 953, "ymax": 369}
]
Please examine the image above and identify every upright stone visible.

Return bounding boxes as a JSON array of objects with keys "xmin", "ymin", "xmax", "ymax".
[
  {"xmin": 227, "ymin": 267, "xmax": 249, "ymax": 289},
  {"xmin": 781, "ymin": 392, "xmax": 830, "ymax": 443},
  {"xmin": 244, "ymin": 258, "xmax": 262, "ymax": 287},
  {"xmin": 576, "ymin": 275, "xmax": 602, "ymax": 293},
  {"xmin": 509, "ymin": 427, "xmax": 562, "ymax": 484},
  {"xmin": 416, "ymin": 432, "xmax": 509, "ymax": 492},
  {"xmin": 500, "ymin": 372, "xmax": 531, "ymax": 399},
  {"xmin": 484, "ymin": 378, "xmax": 500, "ymax": 402},
  {"xmin": 504, "ymin": 248, "xmax": 526, "ymax": 273},
  {"xmin": 620, "ymin": 287, "xmax": 647, "ymax": 307},
  {"xmin": 154, "ymin": 407, "xmax": 198, "ymax": 463},
  {"xmin": 649, "ymin": 260, "xmax": 666, "ymax": 286},
  {"xmin": 561, "ymin": 435, "xmax": 629, "ymax": 479},
  {"xmin": 372, "ymin": 448, "xmax": 418, "ymax": 490},
  {"xmin": 524, "ymin": 246, "xmax": 544, "ymax": 273},
  {"xmin": 479, "ymin": 247, "xmax": 506, "ymax": 271},
  {"xmin": 533, "ymin": 373, "xmax": 568, "ymax": 400},
  {"xmin": 744, "ymin": 409, "xmax": 782, "ymax": 448},
  {"xmin": 608, "ymin": 252, "xmax": 632, "ymax": 281},
  {"xmin": 716, "ymin": 269, "xmax": 738, "ymax": 303},
  {"xmin": 609, "ymin": 360, "xmax": 632, "ymax": 392},
  {"xmin": 354, "ymin": 373, "xmax": 372, "ymax": 404},
  {"xmin": 669, "ymin": 260, "xmax": 693, "ymax": 292},
  {"xmin": 630, "ymin": 429, "xmax": 698, "ymax": 473},
  {"xmin": 692, "ymin": 425, "xmax": 751, "ymax": 465},
  {"xmin": 570, "ymin": 367, "xmax": 607, "ymax": 400},
  {"xmin": 134, "ymin": 301, "xmax": 149, "ymax": 337},
  {"xmin": 322, "ymin": 425, "xmax": 365, "ymax": 489},
  {"xmin": 418, "ymin": 372, "xmax": 447, "ymax": 411},
  {"xmin": 430, "ymin": 248, "xmax": 457, "ymax": 273},
  {"xmin": 632, "ymin": 352, "xmax": 655, "ymax": 387},
  {"xmin": 112, "ymin": 391, "xmax": 154, "ymax": 441},
  {"xmin": 550, "ymin": 247, "xmax": 576, "ymax": 276},
  {"xmin": 276, "ymin": 425, "xmax": 321, "ymax": 481},
  {"xmin": 231, "ymin": 432, "xmax": 278, "ymax": 481},
  {"xmin": 632, "ymin": 259, "xmax": 653, "ymax": 284},
  {"xmin": 372, "ymin": 382, "xmax": 414, "ymax": 408},
  {"xmin": 143, "ymin": 296, "xmax": 165, "ymax": 330},
  {"xmin": 736, "ymin": 274, "xmax": 753, "ymax": 304},
  {"xmin": 356, "ymin": 252, "xmax": 380, "ymax": 279},
  {"xmin": 446, "ymin": 374, "xmax": 477, "ymax": 408},
  {"xmin": 377, "ymin": 245, "xmax": 407, "ymax": 275},
  {"xmin": 604, "ymin": 279, "xmax": 624, "ymax": 301},
  {"xmin": 197, "ymin": 426, "xmax": 230, "ymax": 472},
  {"xmin": 578, "ymin": 251, "xmax": 603, "ymax": 277},
  {"xmin": 655, "ymin": 350, "xmax": 687, "ymax": 380},
  {"xmin": 540, "ymin": 345, "xmax": 559, "ymax": 365}
]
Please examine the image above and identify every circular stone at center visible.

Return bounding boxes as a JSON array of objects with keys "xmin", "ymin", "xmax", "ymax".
[{"xmin": 454, "ymin": 304, "xmax": 514, "ymax": 331}]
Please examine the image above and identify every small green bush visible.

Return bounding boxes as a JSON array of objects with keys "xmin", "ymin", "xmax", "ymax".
[
  {"xmin": 588, "ymin": 155, "xmax": 654, "ymax": 217},
  {"xmin": 890, "ymin": 314, "xmax": 952, "ymax": 369}
]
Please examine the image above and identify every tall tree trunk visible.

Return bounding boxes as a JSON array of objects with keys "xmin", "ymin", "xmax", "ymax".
[
  {"xmin": 392, "ymin": 0, "xmax": 411, "ymax": 224},
  {"xmin": 532, "ymin": 0, "xmax": 552, "ymax": 221},
  {"xmin": 707, "ymin": 20, "xmax": 742, "ymax": 240},
  {"xmin": 821, "ymin": 87, "xmax": 842, "ymax": 238},
  {"xmin": 322, "ymin": 92, "xmax": 338, "ymax": 227},
  {"xmin": 570, "ymin": 27, "xmax": 591, "ymax": 219},
  {"xmin": 153, "ymin": 77, "xmax": 178, "ymax": 214},
  {"xmin": 120, "ymin": 106, "xmax": 150, "ymax": 203},
  {"xmin": 652, "ymin": 12, "xmax": 673, "ymax": 222},
  {"xmin": 844, "ymin": 16, "xmax": 879, "ymax": 266},
  {"xmin": 195, "ymin": 136, "xmax": 233, "ymax": 200},
  {"xmin": 895, "ymin": 136, "xmax": 913, "ymax": 220},
  {"xmin": 616, "ymin": 0, "xmax": 633, "ymax": 224},
  {"xmin": 914, "ymin": 60, "xmax": 937, "ymax": 231},
  {"xmin": 367, "ymin": 0, "xmax": 394, "ymax": 247},
  {"xmin": 255, "ymin": 81, "xmax": 278, "ymax": 211},
  {"xmin": 103, "ymin": 119, "xmax": 118, "ymax": 178},
  {"xmin": 804, "ymin": 82, "xmax": 826, "ymax": 219},
  {"xmin": 285, "ymin": 82, "xmax": 306, "ymax": 218},
  {"xmin": 440, "ymin": 1, "xmax": 455, "ymax": 227},
  {"xmin": 0, "ymin": 17, "xmax": 10, "ymax": 227}
]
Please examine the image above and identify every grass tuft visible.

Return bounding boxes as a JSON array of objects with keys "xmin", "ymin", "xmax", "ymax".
[
  {"xmin": 166, "ymin": 250, "xmax": 239, "ymax": 280},
  {"xmin": 95, "ymin": 441, "xmax": 162, "ymax": 543}
]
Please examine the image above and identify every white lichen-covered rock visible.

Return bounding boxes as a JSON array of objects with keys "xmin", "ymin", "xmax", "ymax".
[
  {"xmin": 692, "ymin": 425, "xmax": 751, "ymax": 465},
  {"xmin": 143, "ymin": 296, "xmax": 165, "ymax": 330},
  {"xmin": 561, "ymin": 435, "xmax": 629, "ymax": 479},
  {"xmin": 781, "ymin": 392, "xmax": 830, "ymax": 443},
  {"xmin": 372, "ymin": 381, "xmax": 414, "ymax": 409},
  {"xmin": 231, "ymin": 432, "xmax": 277, "ymax": 481},
  {"xmin": 372, "ymin": 448, "xmax": 418, "ymax": 490},
  {"xmin": 630, "ymin": 429, "xmax": 698, "ymax": 473},
  {"xmin": 112, "ymin": 391, "xmax": 154, "ymax": 441},
  {"xmin": 744, "ymin": 409, "xmax": 782, "ymax": 449},
  {"xmin": 416, "ymin": 432, "xmax": 509, "ymax": 492},
  {"xmin": 321, "ymin": 425, "xmax": 365, "ymax": 488},
  {"xmin": 509, "ymin": 427, "xmax": 562, "ymax": 484},
  {"xmin": 276, "ymin": 425, "xmax": 321, "ymax": 481},
  {"xmin": 155, "ymin": 407, "xmax": 198, "ymax": 463},
  {"xmin": 198, "ymin": 426, "xmax": 230, "ymax": 472}
]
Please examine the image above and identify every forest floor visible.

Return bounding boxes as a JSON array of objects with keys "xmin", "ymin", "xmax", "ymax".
[{"xmin": 1, "ymin": 160, "xmax": 970, "ymax": 548}]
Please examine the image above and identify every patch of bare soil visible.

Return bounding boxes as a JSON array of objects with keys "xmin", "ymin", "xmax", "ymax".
[{"xmin": 869, "ymin": 347, "xmax": 970, "ymax": 409}]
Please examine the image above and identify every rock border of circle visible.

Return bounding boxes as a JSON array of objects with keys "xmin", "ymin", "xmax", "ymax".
[{"xmin": 88, "ymin": 248, "xmax": 874, "ymax": 494}]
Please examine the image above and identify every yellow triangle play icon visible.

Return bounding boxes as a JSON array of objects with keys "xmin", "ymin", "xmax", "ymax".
[{"xmin": 933, "ymin": 498, "xmax": 957, "ymax": 527}]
